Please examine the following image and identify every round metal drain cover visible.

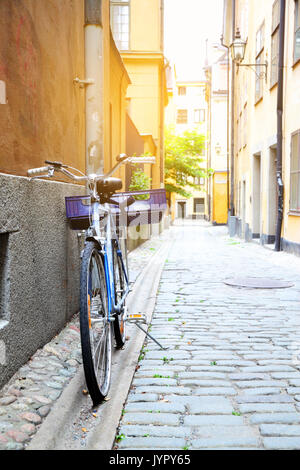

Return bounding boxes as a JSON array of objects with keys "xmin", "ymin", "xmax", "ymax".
[{"xmin": 224, "ymin": 277, "xmax": 294, "ymax": 289}]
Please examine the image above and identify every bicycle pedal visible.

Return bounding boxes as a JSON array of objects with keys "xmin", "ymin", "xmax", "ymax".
[{"xmin": 126, "ymin": 313, "xmax": 148, "ymax": 324}]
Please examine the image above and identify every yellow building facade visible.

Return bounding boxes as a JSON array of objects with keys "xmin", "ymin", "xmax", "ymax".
[
  {"xmin": 165, "ymin": 68, "xmax": 208, "ymax": 221},
  {"xmin": 224, "ymin": 0, "xmax": 300, "ymax": 255},
  {"xmin": 205, "ymin": 46, "xmax": 229, "ymax": 226},
  {"xmin": 110, "ymin": 0, "xmax": 168, "ymax": 190}
]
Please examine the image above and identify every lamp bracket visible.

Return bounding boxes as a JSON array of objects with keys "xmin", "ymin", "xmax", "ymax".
[{"xmin": 236, "ymin": 61, "xmax": 268, "ymax": 82}]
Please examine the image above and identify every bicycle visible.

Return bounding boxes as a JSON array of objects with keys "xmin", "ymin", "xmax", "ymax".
[{"xmin": 27, "ymin": 154, "xmax": 159, "ymax": 405}]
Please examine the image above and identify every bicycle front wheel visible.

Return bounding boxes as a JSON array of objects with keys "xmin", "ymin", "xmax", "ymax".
[
  {"xmin": 80, "ymin": 241, "xmax": 112, "ymax": 405},
  {"xmin": 113, "ymin": 242, "xmax": 126, "ymax": 348}
]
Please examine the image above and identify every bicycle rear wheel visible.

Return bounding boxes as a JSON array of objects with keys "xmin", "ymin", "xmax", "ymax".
[
  {"xmin": 113, "ymin": 242, "xmax": 126, "ymax": 348},
  {"xmin": 80, "ymin": 241, "xmax": 112, "ymax": 405}
]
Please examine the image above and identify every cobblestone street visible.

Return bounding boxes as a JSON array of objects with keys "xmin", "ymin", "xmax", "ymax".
[
  {"xmin": 116, "ymin": 221, "xmax": 300, "ymax": 450},
  {"xmin": 0, "ymin": 233, "xmax": 168, "ymax": 450}
]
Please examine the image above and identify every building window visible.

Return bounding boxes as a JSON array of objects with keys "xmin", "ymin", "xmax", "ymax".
[
  {"xmin": 110, "ymin": 0, "xmax": 130, "ymax": 50},
  {"xmin": 193, "ymin": 177, "xmax": 205, "ymax": 186},
  {"xmin": 271, "ymin": 0, "xmax": 280, "ymax": 87},
  {"xmin": 178, "ymin": 86, "xmax": 186, "ymax": 96},
  {"xmin": 294, "ymin": 0, "xmax": 300, "ymax": 63},
  {"xmin": 255, "ymin": 23, "xmax": 265, "ymax": 103},
  {"xmin": 194, "ymin": 109, "xmax": 205, "ymax": 123},
  {"xmin": 193, "ymin": 198, "xmax": 205, "ymax": 213},
  {"xmin": 176, "ymin": 109, "xmax": 188, "ymax": 124},
  {"xmin": 290, "ymin": 130, "xmax": 300, "ymax": 212}
]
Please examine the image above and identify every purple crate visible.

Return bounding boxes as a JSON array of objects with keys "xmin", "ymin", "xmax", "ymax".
[{"xmin": 65, "ymin": 189, "xmax": 167, "ymax": 230}]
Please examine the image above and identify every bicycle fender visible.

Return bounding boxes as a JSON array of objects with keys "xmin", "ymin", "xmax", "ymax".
[{"xmin": 85, "ymin": 236, "xmax": 103, "ymax": 251}]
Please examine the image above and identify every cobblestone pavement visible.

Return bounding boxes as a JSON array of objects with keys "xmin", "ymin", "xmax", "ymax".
[
  {"xmin": 0, "ymin": 232, "xmax": 167, "ymax": 450},
  {"xmin": 116, "ymin": 221, "xmax": 300, "ymax": 450}
]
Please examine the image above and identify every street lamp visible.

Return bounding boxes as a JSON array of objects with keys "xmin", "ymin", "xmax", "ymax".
[
  {"xmin": 230, "ymin": 28, "xmax": 246, "ymax": 63},
  {"xmin": 230, "ymin": 28, "xmax": 268, "ymax": 81}
]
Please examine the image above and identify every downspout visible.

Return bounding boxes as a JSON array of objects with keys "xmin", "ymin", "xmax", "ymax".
[
  {"xmin": 230, "ymin": 0, "xmax": 236, "ymax": 216},
  {"xmin": 160, "ymin": 0, "xmax": 165, "ymax": 188},
  {"xmin": 208, "ymin": 68, "xmax": 212, "ymax": 221},
  {"xmin": 84, "ymin": 0, "xmax": 104, "ymax": 175},
  {"xmin": 220, "ymin": 36, "xmax": 230, "ymax": 215},
  {"xmin": 274, "ymin": 0, "xmax": 286, "ymax": 251}
]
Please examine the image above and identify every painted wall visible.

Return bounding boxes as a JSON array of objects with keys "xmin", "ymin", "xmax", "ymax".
[
  {"xmin": 0, "ymin": 0, "xmax": 85, "ymax": 177},
  {"xmin": 116, "ymin": 0, "xmax": 167, "ymax": 191},
  {"xmin": 232, "ymin": 0, "xmax": 300, "ymax": 252},
  {"xmin": 165, "ymin": 76, "xmax": 208, "ymax": 219},
  {"xmin": 0, "ymin": 0, "xmax": 131, "ymax": 387},
  {"xmin": 0, "ymin": 174, "xmax": 85, "ymax": 388},
  {"xmin": 130, "ymin": 0, "xmax": 162, "ymax": 52}
]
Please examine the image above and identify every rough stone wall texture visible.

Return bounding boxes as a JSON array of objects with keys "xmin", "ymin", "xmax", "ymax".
[
  {"xmin": 0, "ymin": 0, "xmax": 85, "ymax": 177},
  {"xmin": 0, "ymin": 0, "xmax": 87, "ymax": 387},
  {"xmin": 0, "ymin": 174, "xmax": 85, "ymax": 388}
]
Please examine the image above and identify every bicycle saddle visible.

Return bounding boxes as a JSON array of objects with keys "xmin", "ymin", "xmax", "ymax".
[{"xmin": 97, "ymin": 177, "xmax": 122, "ymax": 195}]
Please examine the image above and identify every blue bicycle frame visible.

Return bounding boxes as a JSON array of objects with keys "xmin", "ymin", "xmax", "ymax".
[{"xmin": 91, "ymin": 200, "xmax": 129, "ymax": 322}]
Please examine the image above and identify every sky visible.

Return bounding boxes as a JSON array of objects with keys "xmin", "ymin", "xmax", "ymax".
[{"xmin": 164, "ymin": 0, "xmax": 224, "ymax": 80}]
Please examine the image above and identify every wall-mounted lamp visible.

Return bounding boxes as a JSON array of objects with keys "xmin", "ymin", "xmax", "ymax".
[{"xmin": 230, "ymin": 29, "xmax": 268, "ymax": 82}]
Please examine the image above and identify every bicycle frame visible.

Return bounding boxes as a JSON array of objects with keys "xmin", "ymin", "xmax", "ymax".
[
  {"xmin": 27, "ymin": 154, "xmax": 156, "ymax": 321},
  {"xmin": 91, "ymin": 200, "xmax": 130, "ymax": 321}
]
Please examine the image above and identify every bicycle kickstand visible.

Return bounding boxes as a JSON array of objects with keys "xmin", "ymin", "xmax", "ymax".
[{"xmin": 126, "ymin": 314, "xmax": 168, "ymax": 350}]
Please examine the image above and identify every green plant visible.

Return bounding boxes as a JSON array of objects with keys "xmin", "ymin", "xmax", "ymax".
[
  {"xmin": 164, "ymin": 126, "xmax": 212, "ymax": 197},
  {"xmin": 115, "ymin": 433, "xmax": 126, "ymax": 442},
  {"xmin": 162, "ymin": 356, "xmax": 174, "ymax": 364},
  {"xmin": 129, "ymin": 158, "xmax": 152, "ymax": 200}
]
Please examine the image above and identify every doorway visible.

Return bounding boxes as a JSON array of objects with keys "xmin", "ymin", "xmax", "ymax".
[
  {"xmin": 268, "ymin": 147, "xmax": 277, "ymax": 244},
  {"xmin": 252, "ymin": 154, "xmax": 261, "ymax": 238},
  {"xmin": 177, "ymin": 201, "xmax": 187, "ymax": 219},
  {"xmin": 242, "ymin": 180, "xmax": 246, "ymax": 237}
]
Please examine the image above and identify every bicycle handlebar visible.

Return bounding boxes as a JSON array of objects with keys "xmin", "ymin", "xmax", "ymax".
[
  {"xmin": 27, "ymin": 166, "xmax": 52, "ymax": 177},
  {"xmin": 27, "ymin": 154, "xmax": 156, "ymax": 180}
]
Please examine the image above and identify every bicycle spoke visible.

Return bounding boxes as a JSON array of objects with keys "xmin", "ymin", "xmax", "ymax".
[{"xmin": 80, "ymin": 242, "xmax": 112, "ymax": 404}]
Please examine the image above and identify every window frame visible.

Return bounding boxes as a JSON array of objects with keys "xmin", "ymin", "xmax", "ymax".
[
  {"xmin": 176, "ymin": 109, "xmax": 188, "ymax": 125},
  {"xmin": 290, "ymin": 130, "xmax": 300, "ymax": 213},
  {"xmin": 270, "ymin": 0, "xmax": 280, "ymax": 88},
  {"xmin": 194, "ymin": 109, "xmax": 205, "ymax": 123},
  {"xmin": 110, "ymin": 0, "xmax": 130, "ymax": 51},
  {"xmin": 178, "ymin": 86, "xmax": 187, "ymax": 96},
  {"xmin": 294, "ymin": 0, "xmax": 300, "ymax": 65},
  {"xmin": 255, "ymin": 22, "xmax": 265, "ymax": 103},
  {"xmin": 193, "ymin": 197, "xmax": 205, "ymax": 213},
  {"xmin": 193, "ymin": 176, "xmax": 205, "ymax": 186}
]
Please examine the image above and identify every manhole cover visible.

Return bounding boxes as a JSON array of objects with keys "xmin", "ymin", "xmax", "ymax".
[{"xmin": 224, "ymin": 277, "xmax": 294, "ymax": 289}]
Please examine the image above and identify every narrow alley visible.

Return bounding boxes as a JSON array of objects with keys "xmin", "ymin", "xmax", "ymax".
[{"xmin": 115, "ymin": 222, "xmax": 300, "ymax": 450}]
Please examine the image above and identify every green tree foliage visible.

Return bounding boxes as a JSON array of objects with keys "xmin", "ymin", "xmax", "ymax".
[
  {"xmin": 164, "ymin": 126, "xmax": 212, "ymax": 198},
  {"xmin": 129, "ymin": 164, "xmax": 152, "ymax": 200}
]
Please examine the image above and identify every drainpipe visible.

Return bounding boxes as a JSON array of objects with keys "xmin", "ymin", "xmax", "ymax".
[
  {"xmin": 160, "ymin": 0, "xmax": 165, "ymax": 188},
  {"xmin": 274, "ymin": 0, "xmax": 286, "ymax": 252},
  {"xmin": 230, "ymin": 0, "xmax": 236, "ymax": 217},
  {"xmin": 84, "ymin": 0, "xmax": 104, "ymax": 175},
  {"xmin": 220, "ymin": 36, "xmax": 230, "ymax": 215}
]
